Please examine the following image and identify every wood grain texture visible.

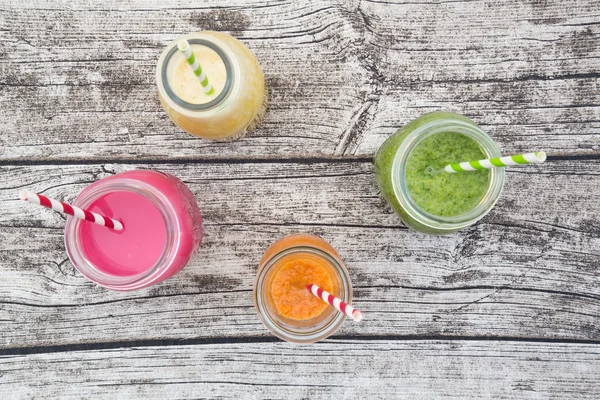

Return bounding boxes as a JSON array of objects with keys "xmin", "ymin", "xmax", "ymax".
[
  {"xmin": 0, "ymin": 0, "xmax": 598, "ymax": 161},
  {"xmin": 0, "ymin": 0, "xmax": 364, "ymax": 160},
  {"xmin": 1, "ymin": 340, "xmax": 599, "ymax": 399},
  {"xmin": 352, "ymin": 0, "xmax": 600, "ymax": 156},
  {"xmin": 1, "ymin": 161, "xmax": 598, "ymax": 348},
  {"xmin": 1, "ymin": 0, "xmax": 600, "ymax": 397}
]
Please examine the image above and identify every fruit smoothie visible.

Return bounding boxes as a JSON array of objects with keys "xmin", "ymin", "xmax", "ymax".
[
  {"xmin": 80, "ymin": 190, "xmax": 167, "ymax": 276},
  {"xmin": 374, "ymin": 112, "xmax": 505, "ymax": 234},
  {"xmin": 254, "ymin": 234, "xmax": 352, "ymax": 344},
  {"xmin": 270, "ymin": 258, "xmax": 335, "ymax": 321},
  {"xmin": 65, "ymin": 170, "xmax": 203, "ymax": 290},
  {"xmin": 156, "ymin": 31, "xmax": 267, "ymax": 141},
  {"xmin": 167, "ymin": 44, "xmax": 228, "ymax": 105}
]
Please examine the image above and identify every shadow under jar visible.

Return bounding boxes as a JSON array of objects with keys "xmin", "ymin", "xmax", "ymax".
[
  {"xmin": 374, "ymin": 112, "xmax": 505, "ymax": 234},
  {"xmin": 254, "ymin": 234, "xmax": 353, "ymax": 344},
  {"xmin": 156, "ymin": 31, "xmax": 267, "ymax": 141}
]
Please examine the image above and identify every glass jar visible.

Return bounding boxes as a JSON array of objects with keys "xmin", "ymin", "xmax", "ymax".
[
  {"xmin": 254, "ymin": 234, "xmax": 353, "ymax": 344},
  {"xmin": 156, "ymin": 31, "xmax": 267, "ymax": 141},
  {"xmin": 64, "ymin": 170, "xmax": 203, "ymax": 291},
  {"xmin": 374, "ymin": 112, "xmax": 505, "ymax": 234}
]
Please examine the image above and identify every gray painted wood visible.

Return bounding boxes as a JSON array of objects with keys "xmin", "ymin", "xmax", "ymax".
[
  {"xmin": 1, "ymin": 0, "xmax": 599, "ymax": 398},
  {"xmin": 1, "ymin": 340, "xmax": 599, "ymax": 399},
  {"xmin": 0, "ymin": 0, "xmax": 598, "ymax": 161}
]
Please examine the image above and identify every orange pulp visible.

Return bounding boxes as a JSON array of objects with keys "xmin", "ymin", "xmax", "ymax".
[{"xmin": 270, "ymin": 258, "xmax": 334, "ymax": 320}]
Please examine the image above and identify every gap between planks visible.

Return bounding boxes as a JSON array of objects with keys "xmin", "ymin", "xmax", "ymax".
[
  {"xmin": 1, "ymin": 334, "xmax": 599, "ymax": 357},
  {"xmin": 0, "ymin": 153, "xmax": 599, "ymax": 167}
]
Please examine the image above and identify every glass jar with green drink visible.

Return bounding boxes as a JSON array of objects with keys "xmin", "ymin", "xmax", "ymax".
[{"xmin": 374, "ymin": 112, "xmax": 505, "ymax": 234}]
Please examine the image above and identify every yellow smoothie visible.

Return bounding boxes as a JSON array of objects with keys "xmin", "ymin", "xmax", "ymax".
[
  {"xmin": 156, "ymin": 32, "xmax": 267, "ymax": 141},
  {"xmin": 167, "ymin": 45, "xmax": 227, "ymax": 105}
]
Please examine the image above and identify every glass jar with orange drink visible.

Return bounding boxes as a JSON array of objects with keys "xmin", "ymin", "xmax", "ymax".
[
  {"xmin": 156, "ymin": 31, "xmax": 267, "ymax": 141},
  {"xmin": 253, "ymin": 234, "xmax": 354, "ymax": 344}
]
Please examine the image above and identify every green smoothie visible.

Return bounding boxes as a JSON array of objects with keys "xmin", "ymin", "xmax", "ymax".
[
  {"xmin": 374, "ymin": 112, "xmax": 502, "ymax": 234},
  {"xmin": 405, "ymin": 132, "xmax": 490, "ymax": 217}
]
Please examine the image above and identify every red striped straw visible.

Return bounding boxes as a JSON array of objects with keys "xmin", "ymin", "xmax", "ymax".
[
  {"xmin": 307, "ymin": 283, "xmax": 363, "ymax": 322},
  {"xmin": 19, "ymin": 190, "xmax": 123, "ymax": 231}
]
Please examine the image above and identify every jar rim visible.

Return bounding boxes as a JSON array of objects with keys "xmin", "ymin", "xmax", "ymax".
[
  {"xmin": 254, "ymin": 245, "xmax": 352, "ymax": 344},
  {"xmin": 391, "ymin": 117, "xmax": 505, "ymax": 232},
  {"xmin": 157, "ymin": 34, "xmax": 235, "ymax": 112},
  {"xmin": 64, "ymin": 176, "xmax": 181, "ymax": 290}
]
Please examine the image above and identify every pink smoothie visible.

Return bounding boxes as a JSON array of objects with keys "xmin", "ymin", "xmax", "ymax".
[
  {"xmin": 80, "ymin": 191, "xmax": 167, "ymax": 276},
  {"xmin": 66, "ymin": 169, "xmax": 202, "ymax": 290}
]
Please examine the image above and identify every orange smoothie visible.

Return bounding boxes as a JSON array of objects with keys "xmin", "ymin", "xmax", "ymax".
[
  {"xmin": 270, "ymin": 259, "xmax": 334, "ymax": 320},
  {"xmin": 254, "ymin": 234, "xmax": 353, "ymax": 344}
]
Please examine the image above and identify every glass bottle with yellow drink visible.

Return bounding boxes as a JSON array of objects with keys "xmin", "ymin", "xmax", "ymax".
[{"xmin": 156, "ymin": 31, "xmax": 267, "ymax": 141}]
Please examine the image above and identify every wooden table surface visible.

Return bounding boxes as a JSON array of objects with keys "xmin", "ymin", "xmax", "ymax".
[{"xmin": 1, "ymin": 0, "xmax": 599, "ymax": 398}]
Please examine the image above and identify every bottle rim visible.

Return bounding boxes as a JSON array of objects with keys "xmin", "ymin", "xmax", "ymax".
[
  {"xmin": 391, "ymin": 117, "xmax": 505, "ymax": 232},
  {"xmin": 159, "ymin": 37, "xmax": 234, "ymax": 111},
  {"xmin": 253, "ymin": 245, "xmax": 352, "ymax": 344},
  {"xmin": 64, "ymin": 176, "xmax": 181, "ymax": 291}
]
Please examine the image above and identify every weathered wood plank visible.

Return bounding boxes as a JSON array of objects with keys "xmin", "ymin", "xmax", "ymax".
[
  {"xmin": 1, "ymin": 0, "xmax": 598, "ymax": 160},
  {"xmin": 0, "ymin": 161, "xmax": 598, "ymax": 347},
  {"xmin": 2, "ymin": 0, "xmax": 598, "ymax": 395},
  {"xmin": 0, "ymin": 0, "xmax": 362, "ymax": 160},
  {"xmin": 1, "ymin": 340, "xmax": 599, "ymax": 399},
  {"xmin": 345, "ymin": 0, "xmax": 600, "ymax": 155}
]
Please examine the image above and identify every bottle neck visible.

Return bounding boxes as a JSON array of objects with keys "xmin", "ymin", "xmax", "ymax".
[{"xmin": 160, "ymin": 38, "xmax": 234, "ymax": 111}]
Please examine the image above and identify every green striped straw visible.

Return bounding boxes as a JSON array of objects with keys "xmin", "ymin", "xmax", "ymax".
[
  {"xmin": 177, "ymin": 39, "xmax": 214, "ymax": 95},
  {"xmin": 445, "ymin": 152, "xmax": 547, "ymax": 173}
]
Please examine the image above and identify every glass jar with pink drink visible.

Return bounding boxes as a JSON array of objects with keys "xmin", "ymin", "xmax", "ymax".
[{"xmin": 64, "ymin": 170, "xmax": 203, "ymax": 291}]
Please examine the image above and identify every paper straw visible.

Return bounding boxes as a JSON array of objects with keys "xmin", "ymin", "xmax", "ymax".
[
  {"xmin": 177, "ymin": 39, "xmax": 214, "ymax": 95},
  {"xmin": 19, "ymin": 190, "xmax": 123, "ymax": 231},
  {"xmin": 307, "ymin": 283, "xmax": 363, "ymax": 322},
  {"xmin": 445, "ymin": 152, "xmax": 547, "ymax": 173}
]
